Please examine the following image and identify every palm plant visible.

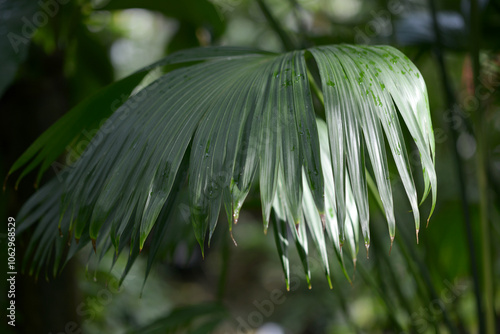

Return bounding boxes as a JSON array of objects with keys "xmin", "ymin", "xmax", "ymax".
[{"xmin": 10, "ymin": 43, "xmax": 436, "ymax": 289}]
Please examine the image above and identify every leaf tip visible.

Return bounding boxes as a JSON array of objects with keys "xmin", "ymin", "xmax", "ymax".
[
  {"xmin": 230, "ymin": 230, "xmax": 238, "ymax": 246},
  {"xmin": 353, "ymin": 258, "xmax": 357, "ymax": 281},
  {"xmin": 416, "ymin": 229, "xmax": 419, "ymax": 244},
  {"xmin": 365, "ymin": 242, "xmax": 370, "ymax": 259},
  {"xmin": 91, "ymin": 238, "xmax": 97, "ymax": 253},
  {"xmin": 320, "ymin": 213, "xmax": 326, "ymax": 230},
  {"xmin": 389, "ymin": 236, "xmax": 394, "ymax": 255},
  {"xmin": 3, "ymin": 174, "xmax": 9, "ymax": 191}
]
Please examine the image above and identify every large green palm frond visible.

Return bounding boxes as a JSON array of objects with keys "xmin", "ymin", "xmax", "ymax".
[{"xmin": 14, "ymin": 45, "xmax": 436, "ymax": 286}]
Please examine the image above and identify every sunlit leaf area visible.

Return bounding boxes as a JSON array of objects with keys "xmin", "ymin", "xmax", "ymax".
[{"xmin": 1, "ymin": 0, "xmax": 499, "ymax": 333}]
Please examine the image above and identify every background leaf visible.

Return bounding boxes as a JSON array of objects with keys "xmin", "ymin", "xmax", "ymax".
[{"xmin": 0, "ymin": 0, "xmax": 38, "ymax": 97}]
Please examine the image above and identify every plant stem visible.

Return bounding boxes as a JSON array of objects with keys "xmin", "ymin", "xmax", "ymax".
[
  {"xmin": 370, "ymin": 226, "xmax": 418, "ymax": 333},
  {"xmin": 357, "ymin": 264, "xmax": 406, "ymax": 332},
  {"xmin": 397, "ymin": 226, "xmax": 459, "ymax": 333},
  {"xmin": 427, "ymin": 0, "xmax": 486, "ymax": 332},
  {"xmin": 366, "ymin": 172, "xmax": 458, "ymax": 333},
  {"xmin": 286, "ymin": 0, "xmax": 309, "ymax": 49},
  {"xmin": 256, "ymin": 0, "xmax": 296, "ymax": 51},
  {"xmin": 470, "ymin": 0, "xmax": 495, "ymax": 332},
  {"xmin": 307, "ymin": 69, "xmax": 324, "ymax": 105},
  {"xmin": 475, "ymin": 87, "xmax": 495, "ymax": 334},
  {"xmin": 328, "ymin": 273, "xmax": 361, "ymax": 334}
]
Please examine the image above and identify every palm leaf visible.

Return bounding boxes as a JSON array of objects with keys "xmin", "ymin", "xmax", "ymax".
[
  {"xmin": 15, "ymin": 45, "xmax": 436, "ymax": 286},
  {"xmin": 7, "ymin": 46, "xmax": 271, "ymax": 188}
]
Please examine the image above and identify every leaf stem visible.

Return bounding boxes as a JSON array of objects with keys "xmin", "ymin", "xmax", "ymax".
[
  {"xmin": 370, "ymin": 226, "xmax": 418, "ymax": 332},
  {"xmin": 357, "ymin": 264, "xmax": 406, "ymax": 332},
  {"xmin": 366, "ymin": 170, "xmax": 458, "ymax": 333},
  {"xmin": 256, "ymin": 0, "xmax": 296, "ymax": 51},
  {"xmin": 470, "ymin": 0, "xmax": 495, "ymax": 332}
]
